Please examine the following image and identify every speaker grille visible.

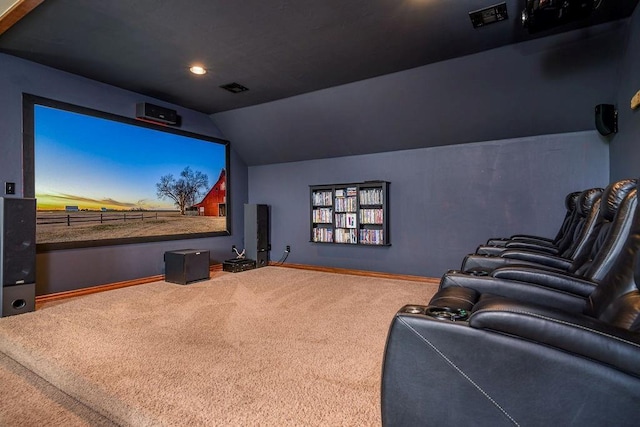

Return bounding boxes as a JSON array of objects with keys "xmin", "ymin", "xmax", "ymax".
[
  {"xmin": 1, "ymin": 198, "xmax": 36, "ymax": 286},
  {"xmin": 1, "ymin": 283, "xmax": 35, "ymax": 317},
  {"xmin": 256, "ymin": 204, "xmax": 269, "ymax": 251},
  {"xmin": 244, "ymin": 204, "xmax": 269, "ymax": 267}
]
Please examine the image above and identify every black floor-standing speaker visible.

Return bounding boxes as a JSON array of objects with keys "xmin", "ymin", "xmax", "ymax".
[
  {"xmin": 0, "ymin": 197, "xmax": 36, "ymax": 317},
  {"xmin": 244, "ymin": 204, "xmax": 270, "ymax": 268}
]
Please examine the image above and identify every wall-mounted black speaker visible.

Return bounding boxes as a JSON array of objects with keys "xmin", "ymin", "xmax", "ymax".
[
  {"xmin": 595, "ymin": 104, "xmax": 618, "ymax": 136},
  {"xmin": 136, "ymin": 102, "xmax": 180, "ymax": 126},
  {"xmin": 244, "ymin": 204, "xmax": 270, "ymax": 268},
  {"xmin": 0, "ymin": 197, "xmax": 36, "ymax": 317}
]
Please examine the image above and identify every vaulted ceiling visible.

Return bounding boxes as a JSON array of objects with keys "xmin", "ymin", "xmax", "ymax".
[{"xmin": 1, "ymin": 0, "xmax": 637, "ymax": 115}]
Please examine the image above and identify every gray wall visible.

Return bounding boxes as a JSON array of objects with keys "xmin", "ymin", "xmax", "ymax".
[
  {"xmin": 0, "ymin": 53, "xmax": 249, "ymax": 295},
  {"xmin": 249, "ymin": 131, "xmax": 608, "ymax": 277},
  {"xmin": 610, "ymin": 6, "xmax": 640, "ymax": 180},
  {"xmin": 226, "ymin": 22, "xmax": 623, "ymax": 277},
  {"xmin": 213, "ymin": 21, "xmax": 625, "ymax": 166}
]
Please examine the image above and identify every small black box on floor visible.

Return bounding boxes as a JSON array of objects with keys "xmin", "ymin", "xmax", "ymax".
[
  {"xmin": 164, "ymin": 249, "xmax": 210, "ymax": 285},
  {"xmin": 223, "ymin": 258, "xmax": 256, "ymax": 273}
]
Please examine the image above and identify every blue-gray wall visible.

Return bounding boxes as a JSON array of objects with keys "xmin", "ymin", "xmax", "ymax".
[
  {"xmin": 249, "ymin": 132, "xmax": 608, "ymax": 277},
  {"xmin": 0, "ymin": 53, "xmax": 249, "ymax": 295},
  {"xmin": 610, "ymin": 6, "xmax": 640, "ymax": 180},
  {"xmin": 213, "ymin": 21, "xmax": 625, "ymax": 166},
  {"xmin": 229, "ymin": 22, "xmax": 625, "ymax": 277}
]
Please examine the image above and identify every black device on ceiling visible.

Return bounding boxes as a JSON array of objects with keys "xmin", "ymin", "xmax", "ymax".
[
  {"xmin": 136, "ymin": 102, "xmax": 180, "ymax": 126},
  {"xmin": 469, "ymin": 3, "xmax": 508, "ymax": 28},
  {"xmin": 521, "ymin": 0, "xmax": 602, "ymax": 33}
]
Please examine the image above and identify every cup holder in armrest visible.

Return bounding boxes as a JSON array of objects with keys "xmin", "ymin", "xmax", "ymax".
[
  {"xmin": 399, "ymin": 305, "xmax": 470, "ymax": 321},
  {"xmin": 424, "ymin": 306, "xmax": 469, "ymax": 321},
  {"xmin": 468, "ymin": 270, "xmax": 489, "ymax": 276},
  {"xmin": 400, "ymin": 305, "xmax": 428, "ymax": 315}
]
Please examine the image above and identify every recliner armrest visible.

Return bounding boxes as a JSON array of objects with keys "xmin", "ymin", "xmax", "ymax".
[
  {"xmin": 485, "ymin": 236, "xmax": 555, "ymax": 247},
  {"xmin": 504, "ymin": 241, "xmax": 559, "ymax": 254},
  {"xmin": 509, "ymin": 234, "xmax": 554, "ymax": 243},
  {"xmin": 475, "ymin": 242, "xmax": 558, "ymax": 256},
  {"xmin": 461, "ymin": 253, "xmax": 568, "ymax": 273},
  {"xmin": 500, "ymin": 250, "xmax": 572, "ymax": 270},
  {"xmin": 439, "ymin": 272, "xmax": 587, "ymax": 312},
  {"xmin": 475, "ymin": 245, "xmax": 507, "ymax": 256},
  {"xmin": 470, "ymin": 297, "xmax": 640, "ymax": 378},
  {"xmin": 491, "ymin": 266, "xmax": 597, "ymax": 297},
  {"xmin": 486, "ymin": 238, "xmax": 510, "ymax": 246}
]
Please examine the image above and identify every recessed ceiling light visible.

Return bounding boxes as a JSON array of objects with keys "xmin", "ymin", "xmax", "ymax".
[{"xmin": 189, "ymin": 65, "xmax": 207, "ymax": 75}]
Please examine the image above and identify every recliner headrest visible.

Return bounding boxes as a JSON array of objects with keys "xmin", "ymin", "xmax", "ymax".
[
  {"xmin": 600, "ymin": 179, "xmax": 638, "ymax": 221},
  {"xmin": 577, "ymin": 188, "xmax": 604, "ymax": 217},
  {"xmin": 566, "ymin": 191, "xmax": 581, "ymax": 211}
]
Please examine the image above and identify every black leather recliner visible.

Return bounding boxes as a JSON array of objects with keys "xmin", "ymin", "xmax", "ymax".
[
  {"xmin": 460, "ymin": 182, "xmax": 635, "ymax": 274},
  {"xmin": 433, "ymin": 181, "xmax": 637, "ymax": 312},
  {"xmin": 381, "ymin": 182, "xmax": 640, "ymax": 426},
  {"xmin": 478, "ymin": 190, "xmax": 582, "ymax": 255}
]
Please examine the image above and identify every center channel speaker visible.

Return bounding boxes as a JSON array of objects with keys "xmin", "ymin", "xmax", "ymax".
[
  {"xmin": 0, "ymin": 197, "xmax": 36, "ymax": 317},
  {"xmin": 244, "ymin": 204, "xmax": 270, "ymax": 268}
]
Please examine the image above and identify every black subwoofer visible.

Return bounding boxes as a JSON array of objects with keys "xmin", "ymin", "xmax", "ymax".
[
  {"xmin": 164, "ymin": 249, "xmax": 210, "ymax": 285},
  {"xmin": 0, "ymin": 197, "xmax": 36, "ymax": 317}
]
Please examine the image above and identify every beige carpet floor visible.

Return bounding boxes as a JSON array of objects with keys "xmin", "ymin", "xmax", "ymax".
[
  {"xmin": 0, "ymin": 266, "xmax": 437, "ymax": 426},
  {"xmin": 0, "ymin": 351, "xmax": 118, "ymax": 426}
]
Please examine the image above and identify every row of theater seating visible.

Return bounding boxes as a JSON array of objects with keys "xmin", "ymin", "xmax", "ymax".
[{"xmin": 381, "ymin": 178, "xmax": 640, "ymax": 426}]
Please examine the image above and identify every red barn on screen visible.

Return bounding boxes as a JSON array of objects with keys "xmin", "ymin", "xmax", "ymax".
[{"xmin": 193, "ymin": 169, "xmax": 226, "ymax": 216}]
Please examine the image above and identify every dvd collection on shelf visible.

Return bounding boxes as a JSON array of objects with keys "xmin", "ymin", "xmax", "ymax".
[
  {"xmin": 359, "ymin": 188, "xmax": 384, "ymax": 205},
  {"xmin": 335, "ymin": 228, "xmax": 358, "ymax": 244},
  {"xmin": 334, "ymin": 196, "xmax": 357, "ymax": 212},
  {"xmin": 335, "ymin": 213, "xmax": 357, "ymax": 228},
  {"xmin": 310, "ymin": 181, "xmax": 389, "ymax": 246},
  {"xmin": 359, "ymin": 208, "xmax": 383, "ymax": 224},
  {"xmin": 312, "ymin": 207, "xmax": 333, "ymax": 223},
  {"xmin": 360, "ymin": 229, "xmax": 384, "ymax": 245},
  {"xmin": 313, "ymin": 227, "xmax": 333, "ymax": 242},
  {"xmin": 312, "ymin": 190, "xmax": 333, "ymax": 207}
]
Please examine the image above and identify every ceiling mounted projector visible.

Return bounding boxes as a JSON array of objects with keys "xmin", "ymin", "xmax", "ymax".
[{"xmin": 521, "ymin": 0, "xmax": 602, "ymax": 33}]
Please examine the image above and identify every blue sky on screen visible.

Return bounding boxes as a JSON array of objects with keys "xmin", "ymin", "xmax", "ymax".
[{"xmin": 34, "ymin": 105, "xmax": 226, "ymax": 211}]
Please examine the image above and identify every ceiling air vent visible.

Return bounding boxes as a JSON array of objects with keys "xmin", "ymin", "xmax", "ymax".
[
  {"xmin": 469, "ymin": 2, "xmax": 508, "ymax": 28},
  {"xmin": 220, "ymin": 82, "xmax": 249, "ymax": 93}
]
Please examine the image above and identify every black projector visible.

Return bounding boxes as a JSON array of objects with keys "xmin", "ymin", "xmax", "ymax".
[{"xmin": 521, "ymin": 0, "xmax": 596, "ymax": 33}]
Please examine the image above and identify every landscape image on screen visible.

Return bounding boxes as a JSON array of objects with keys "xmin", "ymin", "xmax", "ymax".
[{"xmin": 32, "ymin": 103, "xmax": 229, "ymax": 248}]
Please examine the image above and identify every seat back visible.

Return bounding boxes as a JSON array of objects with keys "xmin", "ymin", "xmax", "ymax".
[
  {"xmin": 559, "ymin": 188, "xmax": 603, "ymax": 259},
  {"xmin": 552, "ymin": 190, "xmax": 582, "ymax": 246},
  {"xmin": 571, "ymin": 179, "xmax": 638, "ymax": 280},
  {"xmin": 587, "ymin": 181, "xmax": 640, "ymax": 319}
]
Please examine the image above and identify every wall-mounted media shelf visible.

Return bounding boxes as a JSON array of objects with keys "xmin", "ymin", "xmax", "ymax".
[{"xmin": 310, "ymin": 181, "xmax": 389, "ymax": 246}]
